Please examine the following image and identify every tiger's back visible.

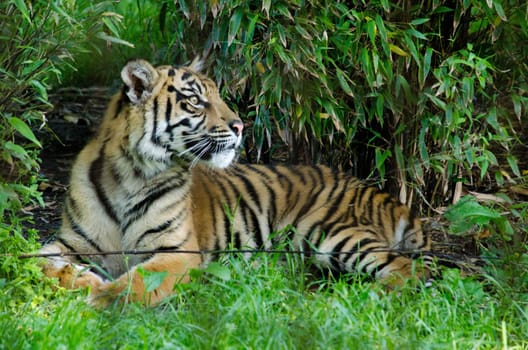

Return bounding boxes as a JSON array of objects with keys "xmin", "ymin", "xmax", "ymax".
[
  {"xmin": 193, "ymin": 164, "xmax": 429, "ymax": 279},
  {"xmin": 40, "ymin": 58, "xmax": 431, "ymax": 306}
]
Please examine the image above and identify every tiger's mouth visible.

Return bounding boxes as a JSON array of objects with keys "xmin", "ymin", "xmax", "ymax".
[{"xmin": 180, "ymin": 134, "xmax": 241, "ymax": 168}]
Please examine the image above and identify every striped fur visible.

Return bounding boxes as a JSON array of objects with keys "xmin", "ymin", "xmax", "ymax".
[{"xmin": 40, "ymin": 59, "xmax": 430, "ymax": 306}]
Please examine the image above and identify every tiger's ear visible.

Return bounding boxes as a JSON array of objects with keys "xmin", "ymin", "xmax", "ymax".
[
  {"xmin": 121, "ymin": 59, "xmax": 160, "ymax": 104},
  {"xmin": 188, "ymin": 56, "xmax": 205, "ymax": 73}
]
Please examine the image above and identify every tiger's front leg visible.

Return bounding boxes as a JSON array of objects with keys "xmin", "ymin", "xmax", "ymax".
[
  {"xmin": 89, "ymin": 241, "xmax": 202, "ymax": 307},
  {"xmin": 40, "ymin": 241, "xmax": 107, "ymax": 291}
]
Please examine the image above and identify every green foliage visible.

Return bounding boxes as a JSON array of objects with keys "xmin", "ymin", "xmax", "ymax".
[
  {"xmin": 444, "ymin": 193, "xmax": 528, "ymax": 310},
  {"xmin": 137, "ymin": 267, "xmax": 169, "ymax": 292},
  {"xmin": 0, "ymin": 0, "xmax": 130, "ymax": 298},
  {"xmin": 444, "ymin": 195, "xmax": 513, "ymax": 237},
  {"xmin": 2, "ymin": 255, "xmax": 528, "ymax": 349},
  {"xmin": 67, "ymin": 0, "xmax": 526, "ymax": 208}
]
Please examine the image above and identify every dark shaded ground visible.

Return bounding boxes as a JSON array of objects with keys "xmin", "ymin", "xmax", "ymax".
[{"xmin": 29, "ymin": 87, "xmax": 108, "ymax": 241}]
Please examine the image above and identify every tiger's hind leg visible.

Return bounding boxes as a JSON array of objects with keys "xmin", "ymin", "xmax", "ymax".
[
  {"xmin": 314, "ymin": 227, "xmax": 430, "ymax": 287},
  {"xmin": 39, "ymin": 241, "xmax": 106, "ymax": 291}
]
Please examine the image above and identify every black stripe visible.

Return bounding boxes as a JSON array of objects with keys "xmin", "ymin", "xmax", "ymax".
[
  {"xmin": 342, "ymin": 237, "xmax": 378, "ymax": 266},
  {"xmin": 204, "ymin": 173, "xmax": 237, "ymax": 248},
  {"xmin": 136, "ymin": 210, "xmax": 187, "ymax": 247},
  {"xmin": 165, "ymin": 98, "xmax": 173, "ymax": 124},
  {"xmin": 240, "ymin": 166, "xmax": 277, "ymax": 229},
  {"xmin": 122, "ymin": 177, "xmax": 187, "ymax": 232},
  {"xmin": 368, "ymin": 254, "xmax": 398, "ymax": 276},
  {"xmin": 56, "ymin": 237, "xmax": 77, "ymax": 253},
  {"xmin": 188, "ymin": 115, "xmax": 206, "ymax": 132},
  {"xmin": 329, "ymin": 236, "xmax": 352, "ymax": 271},
  {"xmin": 171, "ymin": 119, "xmax": 192, "ymax": 132},
  {"xmin": 89, "ymin": 147, "xmax": 119, "ymax": 224},
  {"xmin": 243, "ymin": 206, "xmax": 264, "ymax": 248},
  {"xmin": 119, "ymin": 143, "xmax": 145, "ymax": 180},
  {"xmin": 109, "ymin": 162, "xmax": 124, "ymax": 189},
  {"xmin": 145, "ymin": 231, "xmax": 197, "ymax": 261},
  {"xmin": 174, "ymin": 88, "xmax": 187, "ymax": 102},
  {"xmin": 181, "ymin": 72, "xmax": 191, "ymax": 80},
  {"xmin": 377, "ymin": 194, "xmax": 394, "ymax": 228},
  {"xmin": 233, "ymin": 171, "xmax": 263, "ymax": 214},
  {"xmin": 180, "ymin": 102, "xmax": 194, "ymax": 114},
  {"xmin": 232, "ymin": 231, "xmax": 242, "ymax": 249},
  {"xmin": 357, "ymin": 187, "xmax": 375, "ymax": 225},
  {"xmin": 201, "ymin": 180, "xmax": 218, "ymax": 247},
  {"xmin": 113, "ymin": 94, "xmax": 127, "ymax": 119},
  {"xmin": 151, "ymin": 98, "xmax": 160, "ymax": 144},
  {"xmin": 308, "ymin": 186, "xmax": 348, "ymax": 246},
  {"xmin": 203, "ymin": 173, "xmax": 232, "ymax": 250},
  {"xmin": 289, "ymin": 165, "xmax": 308, "ymax": 185},
  {"xmin": 181, "ymin": 82, "xmax": 196, "ymax": 92},
  {"xmin": 63, "ymin": 205, "xmax": 104, "ymax": 252},
  {"xmin": 194, "ymin": 82, "xmax": 203, "ymax": 95}
]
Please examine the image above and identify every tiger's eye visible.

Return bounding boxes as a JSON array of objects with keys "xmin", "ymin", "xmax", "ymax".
[{"xmin": 189, "ymin": 96, "xmax": 199, "ymax": 105}]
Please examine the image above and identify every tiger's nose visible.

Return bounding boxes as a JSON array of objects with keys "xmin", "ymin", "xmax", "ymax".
[{"xmin": 229, "ymin": 120, "xmax": 244, "ymax": 136}]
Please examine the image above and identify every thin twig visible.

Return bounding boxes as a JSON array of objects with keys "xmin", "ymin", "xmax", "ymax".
[{"xmin": 4, "ymin": 248, "xmax": 498, "ymax": 262}]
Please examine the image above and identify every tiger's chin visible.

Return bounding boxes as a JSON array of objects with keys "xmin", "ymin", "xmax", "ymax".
[{"xmin": 204, "ymin": 149, "xmax": 237, "ymax": 169}]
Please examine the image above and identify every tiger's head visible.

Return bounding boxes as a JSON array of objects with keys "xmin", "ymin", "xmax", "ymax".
[{"xmin": 120, "ymin": 59, "xmax": 243, "ymax": 170}]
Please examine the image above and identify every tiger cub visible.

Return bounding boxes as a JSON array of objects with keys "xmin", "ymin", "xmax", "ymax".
[{"xmin": 40, "ymin": 59, "xmax": 431, "ymax": 306}]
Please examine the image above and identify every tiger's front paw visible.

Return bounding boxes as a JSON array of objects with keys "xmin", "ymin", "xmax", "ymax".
[
  {"xmin": 87, "ymin": 282, "xmax": 120, "ymax": 308},
  {"xmin": 42, "ymin": 259, "xmax": 105, "ymax": 290}
]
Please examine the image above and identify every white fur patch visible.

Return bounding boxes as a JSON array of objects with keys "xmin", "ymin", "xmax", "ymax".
[
  {"xmin": 209, "ymin": 149, "xmax": 237, "ymax": 168},
  {"xmin": 394, "ymin": 217, "xmax": 407, "ymax": 248}
]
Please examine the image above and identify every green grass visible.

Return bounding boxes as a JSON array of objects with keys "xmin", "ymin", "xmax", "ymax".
[{"xmin": 2, "ymin": 254, "xmax": 527, "ymax": 349}]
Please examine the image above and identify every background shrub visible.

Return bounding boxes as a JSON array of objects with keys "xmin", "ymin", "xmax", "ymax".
[
  {"xmin": 0, "ymin": 0, "xmax": 128, "ymax": 299},
  {"xmin": 62, "ymin": 0, "xmax": 527, "ymax": 211}
]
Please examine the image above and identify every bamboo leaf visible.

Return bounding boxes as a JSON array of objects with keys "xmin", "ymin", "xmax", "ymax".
[
  {"xmin": 96, "ymin": 32, "xmax": 134, "ymax": 47},
  {"xmin": 262, "ymin": 0, "xmax": 271, "ymax": 17},
  {"xmin": 178, "ymin": 0, "xmax": 190, "ymax": 19},
  {"xmin": 245, "ymin": 14, "xmax": 259, "ymax": 43},
  {"xmin": 419, "ymin": 120, "xmax": 430, "ymax": 164},
  {"xmin": 507, "ymin": 156, "xmax": 520, "ymax": 177},
  {"xmin": 102, "ymin": 17, "xmax": 121, "ymax": 38},
  {"xmin": 375, "ymin": 94, "xmax": 384, "ymax": 121},
  {"xmin": 8, "ymin": 117, "xmax": 42, "ymax": 148},
  {"xmin": 228, "ymin": 8, "xmax": 244, "ymax": 46},
  {"xmin": 30, "ymin": 80, "xmax": 48, "ymax": 101},
  {"xmin": 425, "ymin": 93, "xmax": 447, "ymax": 111},
  {"xmin": 406, "ymin": 28, "xmax": 427, "ymax": 40},
  {"xmin": 511, "ymin": 95, "xmax": 522, "ymax": 120},
  {"xmin": 411, "ymin": 18, "xmax": 430, "ymax": 25},
  {"xmin": 366, "ymin": 19, "xmax": 377, "ymax": 45},
  {"xmin": 389, "ymin": 44, "xmax": 408, "ymax": 57},
  {"xmin": 12, "ymin": 0, "xmax": 31, "ymax": 24},
  {"xmin": 493, "ymin": 1, "xmax": 507, "ymax": 21},
  {"xmin": 159, "ymin": 2, "xmax": 167, "ymax": 34},
  {"xmin": 295, "ymin": 25, "xmax": 312, "ymax": 40},
  {"xmin": 394, "ymin": 144, "xmax": 405, "ymax": 175},
  {"xmin": 3, "ymin": 141, "xmax": 29, "ymax": 161},
  {"xmin": 422, "ymin": 47, "xmax": 433, "ymax": 86},
  {"xmin": 335, "ymin": 68, "xmax": 354, "ymax": 97}
]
